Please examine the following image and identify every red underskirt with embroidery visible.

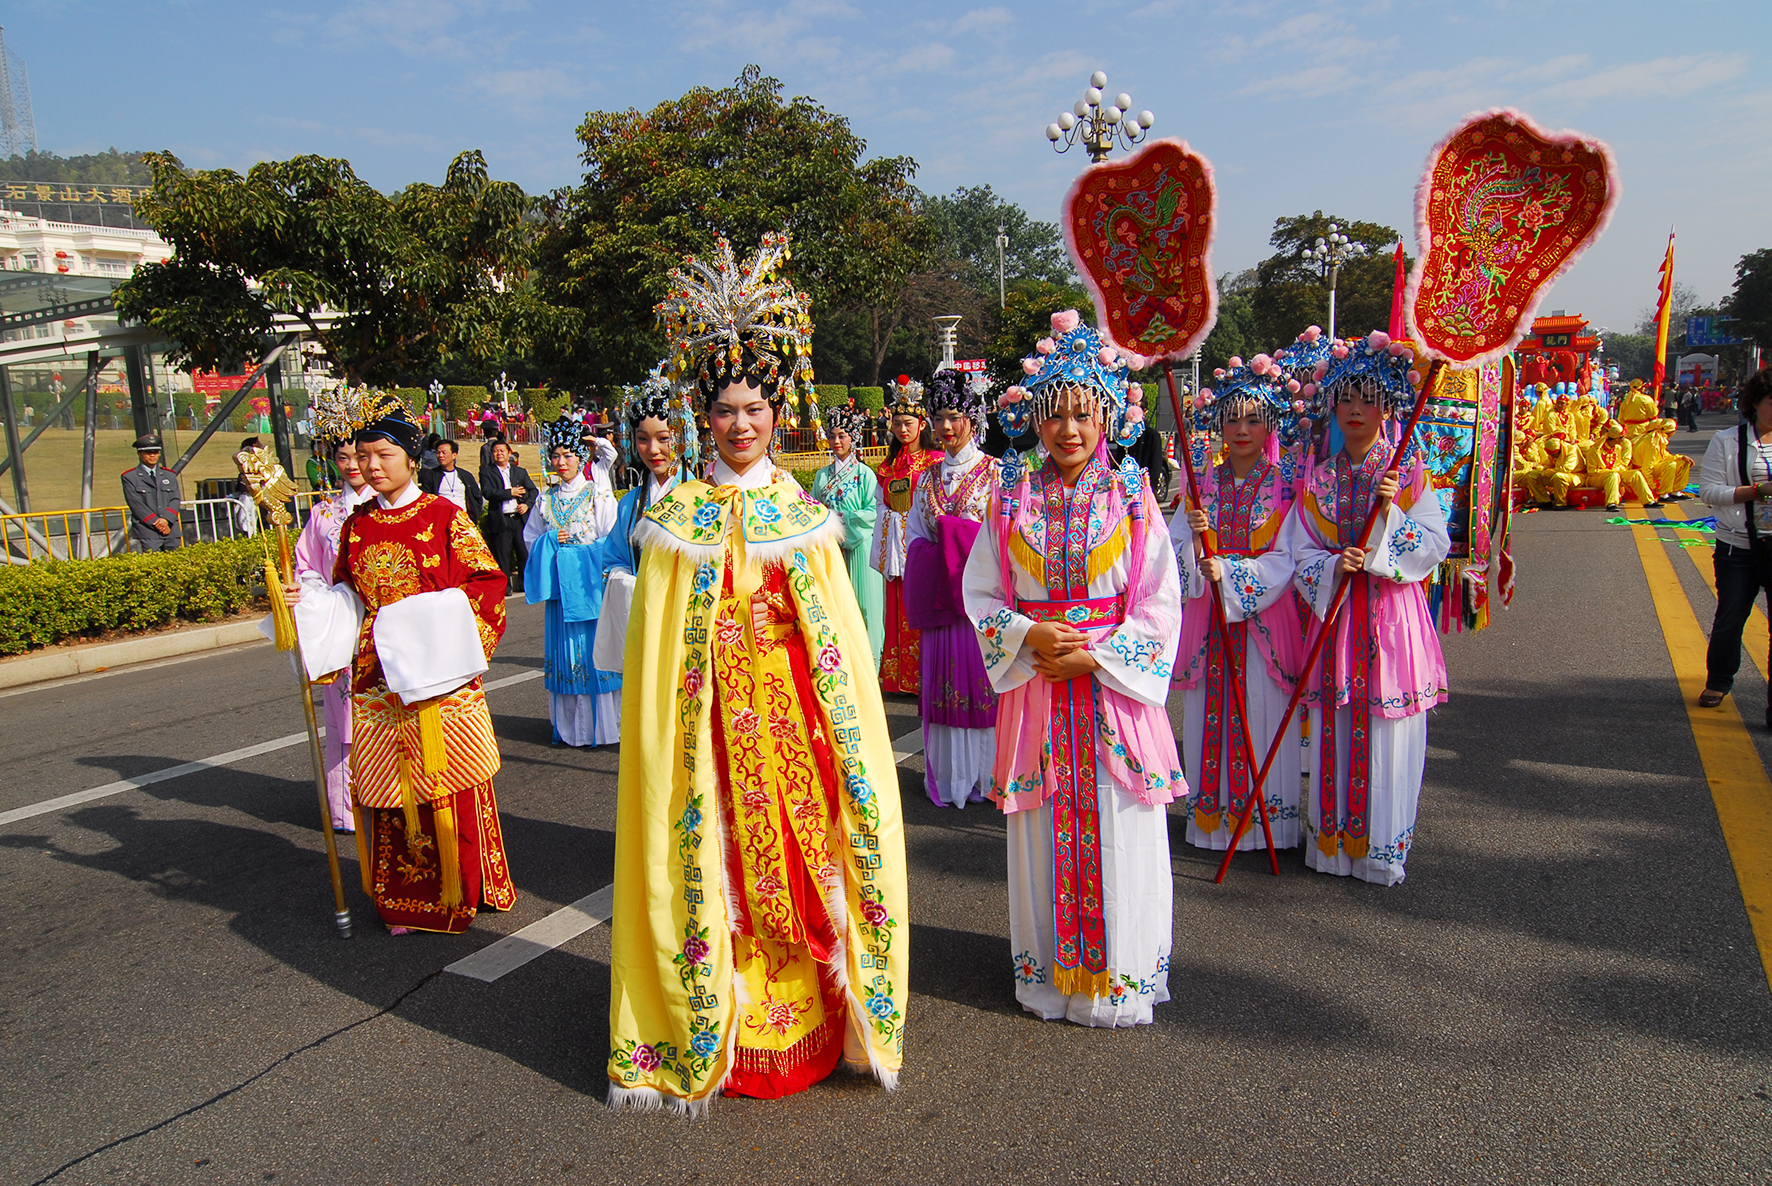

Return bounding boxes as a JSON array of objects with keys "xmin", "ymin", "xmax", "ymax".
[
  {"xmin": 878, "ymin": 578, "xmax": 922, "ymax": 694},
  {"xmin": 365, "ymin": 781, "xmax": 517, "ymax": 934}
]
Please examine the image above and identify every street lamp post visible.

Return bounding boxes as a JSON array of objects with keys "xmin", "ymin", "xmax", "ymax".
[
  {"xmin": 1309, "ymin": 223, "xmax": 1368, "ymax": 340},
  {"xmin": 933, "ymin": 316, "xmax": 962, "ymax": 371},
  {"xmin": 1046, "ymin": 71, "xmax": 1155, "ymax": 163},
  {"xmin": 995, "ymin": 225, "xmax": 1008, "ymax": 310}
]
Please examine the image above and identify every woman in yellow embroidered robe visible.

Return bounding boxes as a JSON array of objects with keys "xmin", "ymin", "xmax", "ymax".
[{"xmin": 607, "ymin": 455, "xmax": 909, "ymax": 1111}]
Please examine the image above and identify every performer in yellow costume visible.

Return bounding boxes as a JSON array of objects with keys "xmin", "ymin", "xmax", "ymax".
[
  {"xmin": 1580, "ymin": 415, "xmax": 1654, "ymax": 510},
  {"xmin": 1526, "ymin": 434, "xmax": 1580, "ymax": 507},
  {"xmin": 606, "ymin": 232, "xmax": 908, "ymax": 1114},
  {"xmin": 1629, "ymin": 417, "xmax": 1692, "ymax": 502},
  {"xmin": 1616, "ymin": 379, "xmax": 1660, "ymax": 436}
]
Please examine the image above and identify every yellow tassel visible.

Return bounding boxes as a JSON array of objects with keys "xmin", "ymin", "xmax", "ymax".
[
  {"xmin": 1194, "ymin": 807, "xmax": 1223, "ymax": 835},
  {"xmin": 1085, "ymin": 521, "xmax": 1129, "ymax": 585},
  {"xmin": 434, "ymin": 798, "xmax": 462, "ymax": 911},
  {"xmin": 265, "ymin": 554, "xmax": 297, "ymax": 652},
  {"xmin": 353, "ymin": 800, "xmax": 372, "ymax": 896},
  {"xmin": 1008, "ymin": 530, "xmax": 1046, "ymax": 587},
  {"xmin": 1316, "ymin": 829, "xmax": 1341, "ymax": 857},
  {"xmin": 395, "ymin": 750, "xmax": 423, "ymax": 847},
  {"xmin": 416, "ymin": 700, "xmax": 449, "ymax": 779},
  {"xmin": 1052, "ymin": 965, "xmax": 1111, "ymax": 1000},
  {"xmin": 1343, "ymin": 833, "xmax": 1369, "ymax": 861}
]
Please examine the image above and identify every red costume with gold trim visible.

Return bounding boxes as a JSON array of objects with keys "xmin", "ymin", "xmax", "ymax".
[
  {"xmin": 334, "ymin": 492, "xmax": 516, "ymax": 933},
  {"xmin": 870, "ymin": 446, "xmax": 942, "ymax": 693}
]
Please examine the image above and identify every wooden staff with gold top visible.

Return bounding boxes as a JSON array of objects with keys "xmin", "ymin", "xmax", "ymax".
[{"xmin": 243, "ymin": 449, "xmax": 353, "ymax": 939}]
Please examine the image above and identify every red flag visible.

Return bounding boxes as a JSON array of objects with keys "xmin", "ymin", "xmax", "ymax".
[
  {"xmin": 1652, "ymin": 229, "xmax": 1676, "ymax": 392},
  {"xmin": 1387, "ymin": 243, "xmax": 1406, "ymax": 339}
]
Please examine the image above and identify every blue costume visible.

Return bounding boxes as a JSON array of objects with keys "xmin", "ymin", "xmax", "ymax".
[{"xmin": 523, "ymin": 424, "xmax": 622, "ymax": 746}]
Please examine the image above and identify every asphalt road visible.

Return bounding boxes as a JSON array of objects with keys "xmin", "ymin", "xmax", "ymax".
[{"xmin": 4, "ymin": 427, "xmax": 1770, "ymax": 1185}]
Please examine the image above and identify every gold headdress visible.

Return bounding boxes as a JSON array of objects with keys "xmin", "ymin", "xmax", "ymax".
[{"xmin": 655, "ymin": 231, "xmax": 818, "ymax": 437}]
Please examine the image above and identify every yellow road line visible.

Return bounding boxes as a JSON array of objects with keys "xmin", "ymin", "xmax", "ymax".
[
  {"xmin": 1660, "ymin": 502, "xmax": 1770, "ymax": 681},
  {"xmin": 1631, "ymin": 523, "xmax": 1772, "ymax": 987}
]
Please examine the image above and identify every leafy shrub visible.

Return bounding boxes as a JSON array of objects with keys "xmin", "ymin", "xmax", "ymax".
[
  {"xmin": 444, "ymin": 385, "xmax": 490, "ymax": 422},
  {"xmin": 850, "ymin": 386, "xmax": 885, "ymax": 411},
  {"xmin": 815, "ymin": 384, "xmax": 850, "ymax": 410},
  {"xmin": 0, "ymin": 536, "xmax": 267, "ymax": 655},
  {"xmin": 522, "ymin": 388, "xmax": 568, "ymax": 422},
  {"xmin": 389, "ymin": 388, "xmax": 429, "ymax": 416}
]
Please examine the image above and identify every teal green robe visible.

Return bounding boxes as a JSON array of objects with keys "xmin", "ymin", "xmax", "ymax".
[{"xmin": 810, "ymin": 457, "xmax": 884, "ymax": 662}]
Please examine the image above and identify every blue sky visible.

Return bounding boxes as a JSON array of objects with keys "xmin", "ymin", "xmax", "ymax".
[{"xmin": 8, "ymin": 1, "xmax": 1767, "ymax": 336}]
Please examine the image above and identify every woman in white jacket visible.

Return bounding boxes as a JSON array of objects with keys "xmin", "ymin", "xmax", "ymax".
[{"xmin": 1697, "ymin": 369, "xmax": 1772, "ymax": 719}]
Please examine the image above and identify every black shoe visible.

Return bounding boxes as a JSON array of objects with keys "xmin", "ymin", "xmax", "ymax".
[
  {"xmin": 1646, "ymin": 501, "xmax": 1664, "ymax": 509},
  {"xmin": 1604, "ymin": 504, "xmax": 1621, "ymax": 511}
]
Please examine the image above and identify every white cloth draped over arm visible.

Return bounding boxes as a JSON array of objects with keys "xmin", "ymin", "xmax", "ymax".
[
  {"xmin": 1364, "ymin": 480, "xmax": 1451, "ymax": 584},
  {"xmin": 1089, "ymin": 490, "xmax": 1183, "ymax": 708},
  {"xmin": 521, "ymin": 496, "xmax": 549, "ymax": 548},
  {"xmin": 372, "ymin": 588, "xmax": 489, "ymax": 704},
  {"xmin": 1166, "ymin": 505, "xmax": 1207, "ymax": 601},
  {"xmin": 961, "ymin": 508, "xmax": 1037, "ymax": 693},
  {"xmin": 260, "ymin": 581, "xmax": 364, "ymax": 682},
  {"xmin": 907, "ymin": 479, "xmax": 936, "ymax": 545}
]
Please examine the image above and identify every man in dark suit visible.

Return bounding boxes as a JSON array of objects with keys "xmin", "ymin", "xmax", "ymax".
[
  {"xmin": 479, "ymin": 438, "xmax": 532, "ymax": 593},
  {"xmin": 419, "ymin": 439, "xmax": 484, "ymax": 523},
  {"xmin": 120, "ymin": 433, "xmax": 183, "ymax": 551}
]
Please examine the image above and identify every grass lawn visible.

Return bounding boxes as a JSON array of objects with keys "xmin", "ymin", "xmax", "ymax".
[{"xmin": 0, "ymin": 427, "xmax": 276, "ymax": 512}]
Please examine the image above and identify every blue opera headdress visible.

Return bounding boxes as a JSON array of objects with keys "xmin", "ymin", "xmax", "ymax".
[
  {"xmin": 541, "ymin": 415, "xmax": 591, "ymax": 461},
  {"xmin": 1195, "ymin": 353, "xmax": 1306, "ymax": 448},
  {"xmin": 1309, "ymin": 330, "xmax": 1423, "ymax": 417},
  {"xmin": 616, "ymin": 360, "xmax": 700, "ymax": 476},
  {"xmin": 994, "ymin": 309, "xmax": 1144, "ymax": 447}
]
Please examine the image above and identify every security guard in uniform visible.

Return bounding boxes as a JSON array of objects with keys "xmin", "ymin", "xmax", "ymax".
[{"xmin": 121, "ymin": 433, "xmax": 183, "ymax": 551}]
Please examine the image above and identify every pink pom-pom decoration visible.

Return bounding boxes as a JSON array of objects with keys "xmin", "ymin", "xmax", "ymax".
[
  {"xmin": 1312, "ymin": 361, "xmax": 1330, "ymax": 379},
  {"xmin": 1367, "ymin": 330, "xmax": 1390, "ymax": 352},
  {"xmin": 1050, "ymin": 309, "xmax": 1081, "ymax": 334},
  {"xmin": 1097, "ymin": 346, "xmax": 1117, "ymax": 366},
  {"xmin": 1387, "ymin": 342, "xmax": 1406, "ymax": 357},
  {"xmin": 1301, "ymin": 383, "xmax": 1318, "ymax": 399},
  {"xmin": 1407, "ymin": 370, "xmax": 1423, "ymax": 386},
  {"xmin": 1127, "ymin": 383, "xmax": 1143, "ymax": 400},
  {"xmin": 1125, "ymin": 404, "xmax": 1145, "ymax": 424},
  {"xmin": 1302, "ymin": 325, "xmax": 1322, "ymax": 342},
  {"xmin": 1022, "ymin": 357, "xmax": 1041, "ymax": 375},
  {"xmin": 1035, "ymin": 337, "xmax": 1055, "ymax": 355},
  {"xmin": 1213, "ymin": 368, "xmax": 1226, "ymax": 379},
  {"xmin": 1251, "ymin": 353, "xmax": 1273, "ymax": 374},
  {"xmin": 1286, "ymin": 379, "xmax": 1301, "ymax": 394},
  {"xmin": 1291, "ymin": 400, "xmax": 1306, "ymax": 413},
  {"xmin": 1228, "ymin": 356, "xmax": 1243, "ymax": 369},
  {"xmin": 1331, "ymin": 344, "xmax": 1350, "ymax": 360}
]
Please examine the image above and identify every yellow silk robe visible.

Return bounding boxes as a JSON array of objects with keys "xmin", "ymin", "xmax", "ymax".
[{"xmin": 606, "ymin": 471, "xmax": 909, "ymax": 1113}]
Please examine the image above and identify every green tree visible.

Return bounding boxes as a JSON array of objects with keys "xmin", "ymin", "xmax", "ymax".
[
  {"xmin": 923, "ymin": 184, "xmax": 1073, "ymax": 297},
  {"xmin": 0, "ymin": 148, "xmax": 153, "ymax": 185},
  {"xmin": 116, "ymin": 150, "xmax": 550, "ymax": 386},
  {"xmin": 538, "ymin": 65, "xmax": 926, "ymax": 391},
  {"xmin": 1725, "ymin": 248, "xmax": 1772, "ymax": 352},
  {"xmin": 1603, "ymin": 332, "xmax": 1655, "ymax": 382},
  {"xmin": 1248, "ymin": 212, "xmax": 1403, "ymax": 353},
  {"xmin": 1197, "ymin": 269, "xmax": 1258, "ymax": 372},
  {"xmin": 985, "ymin": 279, "xmax": 1096, "ymax": 392}
]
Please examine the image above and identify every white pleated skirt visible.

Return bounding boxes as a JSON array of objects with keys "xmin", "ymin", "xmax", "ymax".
[
  {"xmin": 1006, "ymin": 762, "xmax": 1173, "ymax": 1027},
  {"xmin": 1180, "ymin": 653, "xmax": 1304, "ymax": 852},
  {"xmin": 549, "ymin": 690, "xmax": 621, "ymax": 747},
  {"xmin": 924, "ymin": 723, "xmax": 996, "ymax": 808},
  {"xmin": 1302, "ymin": 705, "xmax": 1427, "ymax": 886}
]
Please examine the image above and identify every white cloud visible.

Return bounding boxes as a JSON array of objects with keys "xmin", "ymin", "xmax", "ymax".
[
  {"xmin": 896, "ymin": 42, "xmax": 955, "ymax": 71},
  {"xmin": 953, "ymin": 6, "xmax": 1013, "ymax": 33},
  {"xmin": 1534, "ymin": 52, "xmax": 1747, "ymax": 104}
]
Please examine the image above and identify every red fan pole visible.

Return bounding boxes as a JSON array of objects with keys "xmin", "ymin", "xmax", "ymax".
[
  {"xmin": 1163, "ymin": 363, "xmax": 1279, "ymax": 874},
  {"xmin": 1213, "ymin": 359, "xmax": 1446, "ymax": 882}
]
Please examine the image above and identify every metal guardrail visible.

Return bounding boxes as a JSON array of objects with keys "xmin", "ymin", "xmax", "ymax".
[
  {"xmin": 1, "ymin": 506, "xmax": 133, "ymax": 562},
  {"xmin": 1, "ymin": 489, "xmax": 338, "ymax": 561}
]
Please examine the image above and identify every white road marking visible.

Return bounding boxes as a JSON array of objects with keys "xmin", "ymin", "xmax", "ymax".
[
  {"xmin": 445, "ymin": 884, "xmax": 616, "ymax": 982},
  {"xmin": 0, "ymin": 670, "xmax": 543, "ymax": 829},
  {"xmin": 449, "ymin": 724, "xmax": 935, "ymax": 983}
]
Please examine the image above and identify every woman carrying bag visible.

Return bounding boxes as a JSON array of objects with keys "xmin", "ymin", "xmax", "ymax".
[{"xmin": 1698, "ymin": 368, "xmax": 1772, "ymax": 719}]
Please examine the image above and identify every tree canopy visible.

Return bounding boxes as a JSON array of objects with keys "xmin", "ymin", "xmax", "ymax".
[
  {"xmin": 0, "ymin": 148, "xmax": 152, "ymax": 185},
  {"xmin": 115, "ymin": 150, "xmax": 550, "ymax": 385},
  {"xmin": 1248, "ymin": 211, "xmax": 1403, "ymax": 352},
  {"xmin": 537, "ymin": 65, "xmax": 926, "ymax": 392},
  {"xmin": 1725, "ymin": 248, "xmax": 1772, "ymax": 352}
]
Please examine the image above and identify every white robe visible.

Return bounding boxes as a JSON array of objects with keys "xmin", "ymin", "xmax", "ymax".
[
  {"xmin": 907, "ymin": 440, "xmax": 998, "ymax": 807},
  {"xmin": 1279, "ymin": 464, "xmax": 1450, "ymax": 886},
  {"xmin": 961, "ymin": 471, "xmax": 1182, "ymax": 1025},
  {"xmin": 524, "ymin": 462, "xmax": 620, "ymax": 746},
  {"xmin": 1168, "ymin": 481, "xmax": 1304, "ymax": 852}
]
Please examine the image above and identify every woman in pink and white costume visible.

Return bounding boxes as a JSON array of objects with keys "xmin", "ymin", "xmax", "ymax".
[
  {"xmin": 1279, "ymin": 331, "xmax": 1449, "ymax": 886},
  {"xmin": 1169, "ymin": 353, "xmax": 1308, "ymax": 852},
  {"xmin": 292, "ymin": 390, "xmax": 377, "ymax": 831},
  {"xmin": 963, "ymin": 311, "xmax": 1185, "ymax": 1027}
]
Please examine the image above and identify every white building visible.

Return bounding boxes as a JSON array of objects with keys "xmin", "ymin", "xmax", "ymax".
[{"xmin": 0, "ymin": 205, "xmax": 171, "ymax": 279}]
